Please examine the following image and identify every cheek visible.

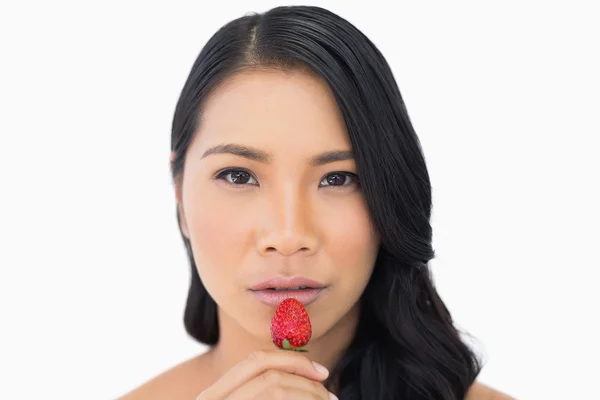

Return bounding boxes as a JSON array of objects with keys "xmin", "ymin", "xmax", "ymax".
[
  {"xmin": 182, "ymin": 185, "xmax": 255, "ymax": 293},
  {"xmin": 322, "ymin": 196, "xmax": 379, "ymax": 284}
]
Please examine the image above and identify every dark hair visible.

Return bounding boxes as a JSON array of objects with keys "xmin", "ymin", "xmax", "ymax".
[{"xmin": 170, "ymin": 5, "xmax": 482, "ymax": 399}]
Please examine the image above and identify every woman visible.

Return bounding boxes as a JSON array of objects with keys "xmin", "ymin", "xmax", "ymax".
[{"xmin": 121, "ymin": 5, "xmax": 513, "ymax": 400}]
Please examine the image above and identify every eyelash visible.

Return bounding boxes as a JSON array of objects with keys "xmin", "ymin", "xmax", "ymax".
[{"xmin": 213, "ymin": 168, "xmax": 359, "ymax": 189}]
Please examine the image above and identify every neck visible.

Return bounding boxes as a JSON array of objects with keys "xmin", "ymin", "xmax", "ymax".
[{"xmin": 205, "ymin": 302, "xmax": 361, "ymax": 380}]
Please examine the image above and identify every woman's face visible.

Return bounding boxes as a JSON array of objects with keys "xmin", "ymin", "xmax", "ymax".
[{"xmin": 173, "ymin": 69, "xmax": 380, "ymax": 346}]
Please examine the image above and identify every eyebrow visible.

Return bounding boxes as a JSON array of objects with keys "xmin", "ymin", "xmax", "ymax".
[{"xmin": 201, "ymin": 143, "xmax": 354, "ymax": 166}]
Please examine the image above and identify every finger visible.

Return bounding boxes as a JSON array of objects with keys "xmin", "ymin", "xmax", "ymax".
[
  {"xmin": 251, "ymin": 386, "xmax": 334, "ymax": 400},
  {"xmin": 201, "ymin": 349, "xmax": 329, "ymax": 399},
  {"xmin": 226, "ymin": 369, "xmax": 332, "ymax": 400}
]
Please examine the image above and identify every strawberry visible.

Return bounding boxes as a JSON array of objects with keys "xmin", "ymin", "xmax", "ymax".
[{"xmin": 270, "ymin": 298, "xmax": 312, "ymax": 352}]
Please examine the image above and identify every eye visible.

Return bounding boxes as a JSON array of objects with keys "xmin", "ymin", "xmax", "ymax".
[
  {"xmin": 319, "ymin": 172, "xmax": 359, "ymax": 188},
  {"xmin": 214, "ymin": 169, "xmax": 358, "ymax": 189},
  {"xmin": 214, "ymin": 168, "xmax": 258, "ymax": 186}
]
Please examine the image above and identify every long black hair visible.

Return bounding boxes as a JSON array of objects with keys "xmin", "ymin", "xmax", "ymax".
[{"xmin": 170, "ymin": 5, "xmax": 482, "ymax": 399}]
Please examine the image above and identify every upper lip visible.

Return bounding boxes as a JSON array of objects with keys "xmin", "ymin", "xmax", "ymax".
[{"xmin": 249, "ymin": 276, "xmax": 326, "ymax": 291}]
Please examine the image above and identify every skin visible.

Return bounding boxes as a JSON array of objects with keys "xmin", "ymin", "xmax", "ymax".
[{"xmin": 119, "ymin": 69, "xmax": 514, "ymax": 400}]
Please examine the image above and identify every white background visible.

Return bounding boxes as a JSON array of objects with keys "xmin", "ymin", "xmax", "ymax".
[{"xmin": 1, "ymin": 1, "xmax": 598, "ymax": 399}]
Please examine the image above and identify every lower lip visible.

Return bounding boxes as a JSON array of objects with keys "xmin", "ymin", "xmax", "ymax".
[{"xmin": 250, "ymin": 288, "xmax": 325, "ymax": 306}]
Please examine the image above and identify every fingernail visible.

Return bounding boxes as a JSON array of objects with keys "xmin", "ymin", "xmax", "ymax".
[
  {"xmin": 328, "ymin": 392, "xmax": 339, "ymax": 400},
  {"xmin": 312, "ymin": 361, "xmax": 329, "ymax": 377}
]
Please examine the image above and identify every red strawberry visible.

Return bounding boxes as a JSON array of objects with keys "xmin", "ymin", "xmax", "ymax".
[{"xmin": 270, "ymin": 298, "xmax": 312, "ymax": 352}]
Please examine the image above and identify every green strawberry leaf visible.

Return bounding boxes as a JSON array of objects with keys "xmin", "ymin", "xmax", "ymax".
[{"xmin": 281, "ymin": 340, "xmax": 309, "ymax": 352}]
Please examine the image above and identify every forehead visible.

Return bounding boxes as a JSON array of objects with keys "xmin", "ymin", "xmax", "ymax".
[{"xmin": 194, "ymin": 69, "xmax": 351, "ymax": 152}]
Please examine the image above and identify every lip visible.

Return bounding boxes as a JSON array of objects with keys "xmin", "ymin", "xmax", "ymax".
[
  {"xmin": 250, "ymin": 287, "xmax": 325, "ymax": 306},
  {"xmin": 249, "ymin": 276, "xmax": 326, "ymax": 291}
]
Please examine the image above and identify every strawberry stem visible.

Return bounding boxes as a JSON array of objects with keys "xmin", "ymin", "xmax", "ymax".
[{"xmin": 281, "ymin": 339, "xmax": 308, "ymax": 352}]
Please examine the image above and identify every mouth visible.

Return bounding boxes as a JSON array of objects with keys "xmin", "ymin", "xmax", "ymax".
[
  {"xmin": 263, "ymin": 286, "xmax": 311, "ymax": 291},
  {"xmin": 249, "ymin": 276, "xmax": 326, "ymax": 291},
  {"xmin": 250, "ymin": 287, "xmax": 325, "ymax": 306},
  {"xmin": 248, "ymin": 276, "xmax": 327, "ymax": 306}
]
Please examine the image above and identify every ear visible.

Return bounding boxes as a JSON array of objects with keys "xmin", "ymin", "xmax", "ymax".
[{"xmin": 170, "ymin": 151, "xmax": 190, "ymax": 239}]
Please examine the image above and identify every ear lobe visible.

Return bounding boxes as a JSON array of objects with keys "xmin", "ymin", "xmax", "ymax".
[
  {"xmin": 169, "ymin": 151, "xmax": 176, "ymax": 171},
  {"xmin": 174, "ymin": 184, "xmax": 190, "ymax": 239},
  {"xmin": 170, "ymin": 151, "xmax": 189, "ymax": 238},
  {"xmin": 178, "ymin": 202, "xmax": 190, "ymax": 239}
]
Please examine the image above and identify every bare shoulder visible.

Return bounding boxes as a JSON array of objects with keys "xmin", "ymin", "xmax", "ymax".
[
  {"xmin": 117, "ymin": 352, "xmax": 212, "ymax": 400},
  {"xmin": 466, "ymin": 381, "xmax": 516, "ymax": 400}
]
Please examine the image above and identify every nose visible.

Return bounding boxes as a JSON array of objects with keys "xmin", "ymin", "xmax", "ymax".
[{"xmin": 257, "ymin": 185, "xmax": 319, "ymax": 257}]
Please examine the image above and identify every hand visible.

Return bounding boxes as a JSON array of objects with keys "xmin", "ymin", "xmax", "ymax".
[{"xmin": 195, "ymin": 349, "xmax": 338, "ymax": 399}]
